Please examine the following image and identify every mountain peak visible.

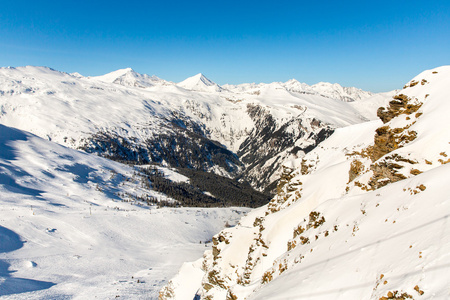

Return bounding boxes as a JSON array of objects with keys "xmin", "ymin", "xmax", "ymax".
[
  {"xmin": 90, "ymin": 68, "xmax": 168, "ymax": 88},
  {"xmin": 193, "ymin": 72, "xmax": 204, "ymax": 77},
  {"xmin": 70, "ymin": 72, "xmax": 84, "ymax": 78},
  {"xmin": 177, "ymin": 73, "xmax": 222, "ymax": 92},
  {"xmin": 181, "ymin": 73, "xmax": 215, "ymax": 85},
  {"xmin": 285, "ymin": 78, "xmax": 300, "ymax": 84},
  {"xmin": 90, "ymin": 68, "xmax": 136, "ymax": 82},
  {"xmin": 109, "ymin": 67, "xmax": 135, "ymax": 74}
]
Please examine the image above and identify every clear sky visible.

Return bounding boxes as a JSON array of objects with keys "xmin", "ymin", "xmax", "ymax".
[{"xmin": 1, "ymin": 0, "xmax": 449, "ymax": 92}]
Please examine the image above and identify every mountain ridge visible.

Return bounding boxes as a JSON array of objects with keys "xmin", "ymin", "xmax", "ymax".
[
  {"xmin": 90, "ymin": 68, "xmax": 170, "ymax": 88},
  {"xmin": 70, "ymin": 66, "xmax": 376, "ymax": 102}
]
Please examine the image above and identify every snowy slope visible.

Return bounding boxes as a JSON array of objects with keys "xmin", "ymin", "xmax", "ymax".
[
  {"xmin": 162, "ymin": 66, "xmax": 450, "ymax": 299},
  {"xmin": 349, "ymin": 90, "xmax": 398, "ymax": 120},
  {"xmin": 0, "ymin": 66, "xmax": 386, "ymax": 191},
  {"xmin": 0, "ymin": 124, "xmax": 249, "ymax": 299}
]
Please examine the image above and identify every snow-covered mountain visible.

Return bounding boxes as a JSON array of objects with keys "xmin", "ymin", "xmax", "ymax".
[
  {"xmin": 2, "ymin": 63, "xmax": 444, "ymax": 299},
  {"xmin": 161, "ymin": 66, "xmax": 450, "ymax": 299},
  {"xmin": 0, "ymin": 66, "xmax": 384, "ymax": 193},
  {"xmin": 91, "ymin": 67, "xmax": 171, "ymax": 88}
]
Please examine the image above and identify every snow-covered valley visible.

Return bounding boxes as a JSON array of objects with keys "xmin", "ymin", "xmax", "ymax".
[{"xmin": 0, "ymin": 124, "xmax": 249, "ymax": 299}]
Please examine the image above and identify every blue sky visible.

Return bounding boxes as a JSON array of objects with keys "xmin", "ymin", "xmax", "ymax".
[{"xmin": 1, "ymin": 0, "xmax": 449, "ymax": 92}]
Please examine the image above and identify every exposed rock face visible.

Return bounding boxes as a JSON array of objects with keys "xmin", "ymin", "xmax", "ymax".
[
  {"xmin": 267, "ymin": 165, "xmax": 302, "ymax": 214},
  {"xmin": 376, "ymin": 94, "xmax": 422, "ymax": 124},
  {"xmin": 369, "ymin": 125, "xmax": 417, "ymax": 162},
  {"xmin": 365, "ymin": 94, "xmax": 423, "ymax": 189},
  {"xmin": 238, "ymin": 104, "xmax": 334, "ymax": 192},
  {"xmin": 348, "ymin": 159, "xmax": 364, "ymax": 183},
  {"xmin": 342, "ymin": 91, "xmax": 426, "ymax": 190}
]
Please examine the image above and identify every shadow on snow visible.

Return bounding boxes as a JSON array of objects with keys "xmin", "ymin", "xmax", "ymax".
[{"xmin": 0, "ymin": 225, "xmax": 55, "ymax": 296}]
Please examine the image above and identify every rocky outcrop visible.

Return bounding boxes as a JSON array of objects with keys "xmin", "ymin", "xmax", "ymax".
[
  {"xmin": 345, "ymin": 80, "xmax": 435, "ymax": 190},
  {"xmin": 376, "ymin": 94, "xmax": 422, "ymax": 124},
  {"xmin": 365, "ymin": 94, "xmax": 423, "ymax": 189}
]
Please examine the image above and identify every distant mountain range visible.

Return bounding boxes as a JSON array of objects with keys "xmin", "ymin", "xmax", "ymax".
[
  {"xmin": 0, "ymin": 66, "xmax": 390, "ymax": 195},
  {"xmin": 89, "ymin": 67, "xmax": 373, "ymax": 102}
]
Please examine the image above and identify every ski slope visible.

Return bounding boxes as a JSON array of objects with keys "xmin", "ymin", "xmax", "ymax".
[{"xmin": 0, "ymin": 124, "xmax": 248, "ymax": 299}]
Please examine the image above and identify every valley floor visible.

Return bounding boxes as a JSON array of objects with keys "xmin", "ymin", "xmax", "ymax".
[{"xmin": 0, "ymin": 204, "xmax": 248, "ymax": 299}]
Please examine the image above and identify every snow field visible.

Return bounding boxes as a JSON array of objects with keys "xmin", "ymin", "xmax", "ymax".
[{"xmin": 0, "ymin": 124, "xmax": 249, "ymax": 299}]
